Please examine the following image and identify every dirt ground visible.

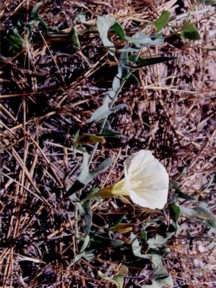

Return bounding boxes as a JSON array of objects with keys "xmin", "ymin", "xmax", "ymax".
[{"xmin": 1, "ymin": 0, "xmax": 216, "ymax": 287}]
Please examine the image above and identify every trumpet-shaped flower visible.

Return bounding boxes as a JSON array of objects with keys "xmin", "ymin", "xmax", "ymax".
[{"xmin": 97, "ymin": 150, "xmax": 169, "ymax": 209}]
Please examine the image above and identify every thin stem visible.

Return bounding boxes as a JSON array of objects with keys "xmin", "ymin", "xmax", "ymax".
[{"xmin": 88, "ymin": 50, "xmax": 141, "ymax": 166}]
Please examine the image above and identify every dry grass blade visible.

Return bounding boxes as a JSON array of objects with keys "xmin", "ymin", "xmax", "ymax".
[{"xmin": 1, "ymin": 0, "xmax": 216, "ymax": 287}]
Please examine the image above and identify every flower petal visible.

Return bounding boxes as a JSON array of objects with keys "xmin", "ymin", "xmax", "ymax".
[{"xmin": 124, "ymin": 150, "xmax": 169, "ymax": 209}]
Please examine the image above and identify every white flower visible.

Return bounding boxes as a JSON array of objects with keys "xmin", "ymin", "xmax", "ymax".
[{"xmin": 98, "ymin": 150, "xmax": 169, "ymax": 209}]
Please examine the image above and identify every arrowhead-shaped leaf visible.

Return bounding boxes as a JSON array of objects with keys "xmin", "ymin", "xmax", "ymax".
[
  {"xmin": 154, "ymin": 11, "xmax": 171, "ymax": 31},
  {"xmin": 181, "ymin": 21, "xmax": 201, "ymax": 40}
]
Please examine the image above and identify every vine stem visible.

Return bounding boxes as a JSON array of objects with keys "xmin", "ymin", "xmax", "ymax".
[{"xmin": 88, "ymin": 50, "xmax": 141, "ymax": 166}]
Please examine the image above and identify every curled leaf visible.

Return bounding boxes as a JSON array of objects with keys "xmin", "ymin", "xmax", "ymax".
[
  {"xmin": 109, "ymin": 223, "xmax": 133, "ymax": 233},
  {"xmin": 77, "ymin": 134, "xmax": 106, "ymax": 145}
]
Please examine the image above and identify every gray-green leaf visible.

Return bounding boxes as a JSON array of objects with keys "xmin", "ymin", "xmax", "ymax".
[
  {"xmin": 179, "ymin": 203, "xmax": 216, "ymax": 228},
  {"xmin": 126, "ymin": 32, "xmax": 164, "ymax": 48},
  {"xmin": 97, "ymin": 15, "xmax": 116, "ymax": 55},
  {"xmin": 142, "ymin": 255, "xmax": 173, "ymax": 288}
]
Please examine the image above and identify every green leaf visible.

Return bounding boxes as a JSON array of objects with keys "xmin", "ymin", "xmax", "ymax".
[
  {"xmin": 96, "ymin": 16, "xmax": 126, "ymax": 55},
  {"xmin": 181, "ymin": 21, "xmax": 201, "ymax": 40},
  {"xmin": 30, "ymin": 2, "xmax": 43, "ymax": 20},
  {"xmin": 169, "ymin": 203, "xmax": 181, "ymax": 222},
  {"xmin": 28, "ymin": 2, "xmax": 48, "ymax": 35},
  {"xmin": 129, "ymin": 55, "xmax": 176, "ymax": 68},
  {"xmin": 154, "ymin": 11, "xmax": 171, "ymax": 31},
  {"xmin": 37, "ymin": 16, "xmax": 49, "ymax": 34},
  {"xmin": 140, "ymin": 229, "xmax": 148, "ymax": 241},
  {"xmin": 8, "ymin": 35, "xmax": 24, "ymax": 50},
  {"xmin": 111, "ymin": 22, "xmax": 126, "ymax": 39},
  {"xmin": 97, "ymin": 15, "xmax": 116, "ymax": 55},
  {"xmin": 70, "ymin": 27, "xmax": 81, "ymax": 48}
]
